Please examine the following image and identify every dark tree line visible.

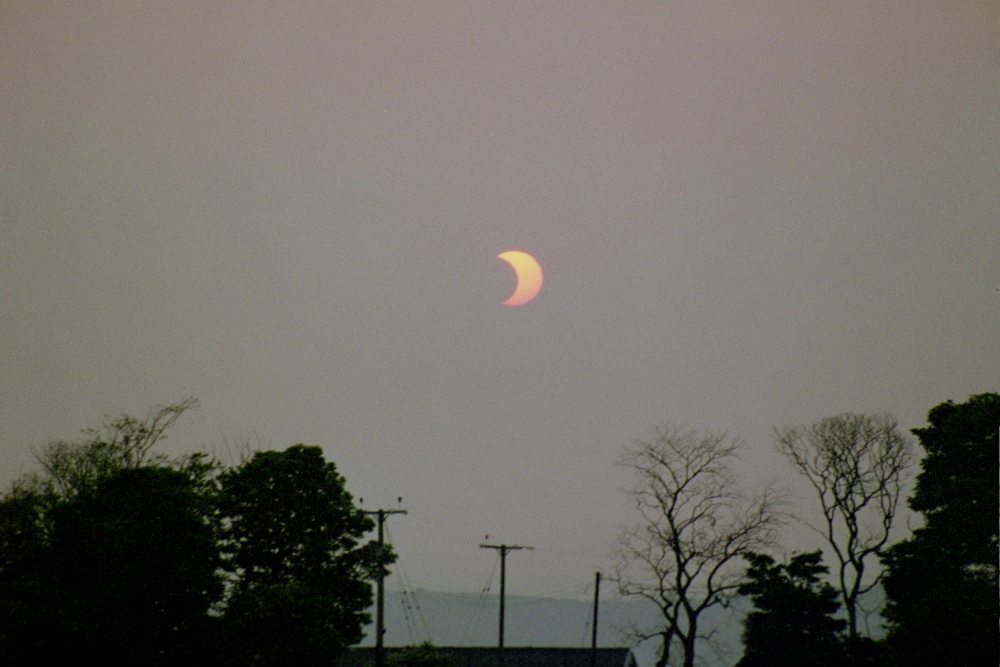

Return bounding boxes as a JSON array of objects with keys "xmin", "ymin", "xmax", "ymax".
[
  {"xmin": 613, "ymin": 394, "xmax": 997, "ymax": 667},
  {"xmin": 0, "ymin": 400, "xmax": 389, "ymax": 666},
  {"xmin": 880, "ymin": 393, "xmax": 999, "ymax": 667},
  {"xmin": 736, "ymin": 393, "xmax": 998, "ymax": 667},
  {"xmin": 2, "ymin": 393, "xmax": 995, "ymax": 666}
]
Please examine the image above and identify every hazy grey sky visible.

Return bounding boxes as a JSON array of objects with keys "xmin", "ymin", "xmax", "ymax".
[{"xmin": 2, "ymin": 2, "xmax": 997, "ymax": 598}]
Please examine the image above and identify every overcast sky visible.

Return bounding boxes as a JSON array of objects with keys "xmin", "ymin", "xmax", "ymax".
[{"xmin": 2, "ymin": 2, "xmax": 997, "ymax": 599}]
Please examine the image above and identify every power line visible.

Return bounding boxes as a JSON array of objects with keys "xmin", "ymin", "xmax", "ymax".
[
  {"xmin": 385, "ymin": 523, "xmax": 431, "ymax": 644},
  {"xmin": 461, "ymin": 554, "xmax": 499, "ymax": 645}
]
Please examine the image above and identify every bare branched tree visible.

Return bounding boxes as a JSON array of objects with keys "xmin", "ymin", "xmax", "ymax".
[
  {"xmin": 774, "ymin": 412, "xmax": 913, "ymax": 644},
  {"xmin": 32, "ymin": 397, "xmax": 199, "ymax": 498},
  {"xmin": 613, "ymin": 425, "xmax": 785, "ymax": 667}
]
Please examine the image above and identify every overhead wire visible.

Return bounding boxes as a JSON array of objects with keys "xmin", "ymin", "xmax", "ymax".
[
  {"xmin": 376, "ymin": 513, "xmax": 617, "ymax": 648},
  {"xmin": 460, "ymin": 552, "xmax": 499, "ymax": 646},
  {"xmin": 385, "ymin": 522, "xmax": 432, "ymax": 645}
]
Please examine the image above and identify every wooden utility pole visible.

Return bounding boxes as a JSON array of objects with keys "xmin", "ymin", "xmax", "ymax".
[
  {"xmin": 591, "ymin": 571, "xmax": 601, "ymax": 667},
  {"xmin": 479, "ymin": 542, "xmax": 533, "ymax": 657},
  {"xmin": 364, "ymin": 506, "xmax": 407, "ymax": 667}
]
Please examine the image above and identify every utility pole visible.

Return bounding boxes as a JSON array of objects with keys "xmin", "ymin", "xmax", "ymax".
[
  {"xmin": 591, "ymin": 571, "xmax": 601, "ymax": 667},
  {"xmin": 363, "ymin": 503, "xmax": 407, "ymax": 667},
  {"xmin": 479, "ymin": 542, "xmax": 532, "ymax": 661}
]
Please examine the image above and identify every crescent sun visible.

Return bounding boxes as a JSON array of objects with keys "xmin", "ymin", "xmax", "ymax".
[{"xmin": 498, "ymin": 250, "xmax": 543, "ymax": 306}]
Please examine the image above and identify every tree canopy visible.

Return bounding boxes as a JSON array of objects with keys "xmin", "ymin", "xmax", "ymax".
[
  {"xmin": 736, "ymin": 550, "xmax": 846, "ymax": 667},
  {"xmin": 0, "ymin": 402, "xmax": 383, "ymax": 666},
  {"xmin": 1, "ymin": 465, "xmax": 221, "ymax": 664},
  {"xmin": 881, "ymin": 393, "xmax": 999, "ymax": 667},
  {"xmin": 50, "ymin": 466, "xmax": 222, "ymax": 664},
  {"xmin": 215, "ymin": 445, "xmax": 386, "ymax": 665}
]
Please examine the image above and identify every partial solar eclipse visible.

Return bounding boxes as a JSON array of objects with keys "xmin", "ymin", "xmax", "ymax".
[{"xmin": 498, "ymin": 250, "xmax": 543, "ymax": 306}]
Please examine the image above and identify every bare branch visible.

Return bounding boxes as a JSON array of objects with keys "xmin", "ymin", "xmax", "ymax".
[
  {"xmin": 32, "ymin": 398, "xmax": 199, "ymax": 497},
  {"xmin": 612, "ymin": 424, "xmax": 786, "ymax": 667},
  {"xmin": 775, "ymin": 412, "xmax": 913, "ymax": 642}
]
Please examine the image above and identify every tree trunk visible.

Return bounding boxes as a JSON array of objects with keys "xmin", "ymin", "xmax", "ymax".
[
  {"xmin": 845, "ymin": 591, "xmax": 858, "ymax": 642},
  {"xmin": 654, "ymin": 631, "xmax": 671, "ymax": 667},
  {"xmin": 681, "ymin": 639, "xmax": 696, "ymax": 667},
  {"xmin": 681, "ymin": 617, "xmax": 697, "ymax": 667}
]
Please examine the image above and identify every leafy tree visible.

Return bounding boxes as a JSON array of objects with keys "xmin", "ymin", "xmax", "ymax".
[
  {"xmin": 53, "ymin": 466, "xmax": 222, "ymax": 663},
  {"xmin": 0, "ymin": 398, "xmax": 215, "ymax": 664},
  {"xmin": 215, "ymin": 444, "xmax": 385, "ymax": 665},
  {"xmin": 774, "ymin": 413, "xmax": 912, "ymax": 645},
  {"xmin": 1, "ymin": 467, "xmax": 221, "ymax": 665},
  {"xmin": 881, "ymin": 393, "xmax": 999, "ymax": 667},
  {"xmin": 2, "ymin": 404, "xmax": 386, "ymax": 665},
  {"xmin": 219, "ymin": 581, "xmax": 365, "ymax": 666},
  {"xmin": 736, "ymin": 551, "xmax": 846, "ymax": 667},
  {"xmin": 612, "ymin": 425, "xmax": 785, "ymax": 667},
  {"xmin": 0, "ymin": 488, "xmax": 57, "ymax": 663}
]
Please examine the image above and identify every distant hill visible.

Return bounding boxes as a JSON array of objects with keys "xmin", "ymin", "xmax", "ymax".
[
  {"xmin": 357, "ymin": 590, "xmax": 747, "ymax": 667},
  {"xmin": 357, "ymin": 588, "xmax": 887, "ymax": 667}
]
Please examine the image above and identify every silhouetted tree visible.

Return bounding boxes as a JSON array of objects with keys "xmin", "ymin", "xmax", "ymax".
[
  {"xmin": 881, "ymin": 393, "xmax": 1000, "ymax": 667},
  {"xmin": 1, "ymin": 467, "xmax": 221, "ymax": 665},
  {"xmin": 0, "ymin": 399, "xmax": 216, "ymax": 664},
  {"xmin": 219, "ymin": 581, "xmax": 366, "ymax": 667},
  {"xmin": 736, "ymin": 550, "xmax": 846, "ymax": 667},
  {"xmin": 0, "ymin": 487, "xmax": 57, "ymax": 663},
  {"xmin": 774, "ymin": 413, "xmax": 912, "ymax": 646},
  {"xmin": 55, "ymin": 466, "xmax": 222, "ymax": 663},
  {"xmin": 1, "ymin": 404, "xmax": 387, "ymax": 665},
  {"xmin": 612, "ymin": 425, "xmax": 785, "ymax": 667},
  {"xmin": 215, "ymin": 445, "xmax": 385, "ymax": 665},
  {"xmin": 31, "ymin": 397, "xmax": 199, "ymax": 497}
]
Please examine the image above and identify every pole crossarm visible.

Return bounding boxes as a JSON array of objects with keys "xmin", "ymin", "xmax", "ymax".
[
  {"xmin": 364, "ymin": 509, "xmax": 409, "ymax": 518},
  {"xmin": 479, "ymin": 543, "xmax": 533, "ymax": 554}
]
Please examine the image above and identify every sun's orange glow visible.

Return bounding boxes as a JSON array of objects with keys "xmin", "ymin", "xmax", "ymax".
[{"xmin": 498, "ymin": 250, "xmax": 543, "ymax": 306}]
